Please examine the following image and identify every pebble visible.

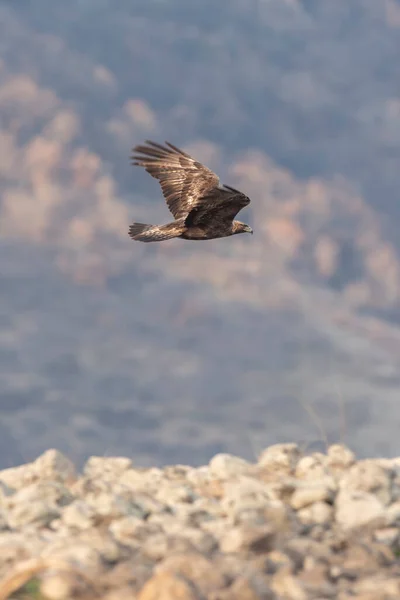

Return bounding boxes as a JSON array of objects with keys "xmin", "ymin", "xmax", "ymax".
[{"xmin": 0, "ymin": 444, "xmax": 399, "ymax": 599}]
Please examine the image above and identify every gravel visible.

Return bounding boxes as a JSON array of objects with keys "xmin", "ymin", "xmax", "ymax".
[{"xmin": 0, "ymin": 444, "xmax": 400, "ymax": 599}]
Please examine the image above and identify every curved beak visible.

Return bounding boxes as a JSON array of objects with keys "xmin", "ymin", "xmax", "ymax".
[{"xmin": 245, "ymin": 225, "xmax": 253, "ymax": 234}]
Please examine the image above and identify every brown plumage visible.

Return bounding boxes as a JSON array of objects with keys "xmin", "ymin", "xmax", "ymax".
[{"xmin": 128, "ymin": 140, "xmax": 252, "ymax": 242}]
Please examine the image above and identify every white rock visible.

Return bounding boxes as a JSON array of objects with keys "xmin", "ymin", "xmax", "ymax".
[
  {"xmin": 119, "ymin": 467, "xmax": 164, "ymax": 494},
  {"xmin": 297, "ymin": 501, "xmax": 333, "ymax": 525},
  {"xmin": 295, "ymin": 454, "xmax": 329, "ymax": 480},
  {"xmin": 272, "ymin": 565, "xmax": 307, "ymax": 600},
  {"xmin": 326, "ymin": 444, "xmax": 356, "ymax": 470},
  {"xmin": 155, "ymin": 482, "xmax": 198, "ymax": 505},
  {"xmin": 186, "ymin": 466, "xmax": 212, "ymax": 487},
  {"xmin": 339, "ymin": 460, "xmax": 393, "ymax": 506},
  {"xmin": 5, "ymin": 482, "xmax": 66, "ymax": 529},
  {"xmin": 91, "ymin": 490, "xmax": 153, "ymax": 519},
  {"xmin": 373, "ymin": 526, "xmax": 399, "ymax": 546},
  {"xmin": 8, "ymin": 502, "xmax": 60, "ymax": 529},
  {"xmin": 353, "ymin": 575, "xmax": 400, "ymax": 596},
  {"xmin": 109, "ymin": 515, "xmax": 150, "ymax": 547},
  {"xmin": 335, "ymin": 489, "xmax": 386, "ymax": 530},
  {"xmin": 219, "ymin": 524, "xmax": 276, "ymax": 554},
  {"xmin": 155, "ymin": 552, "xmax": 227, "ymax": 596},
  {"xmin": 83, "ymin": 456, "xmax": 132, "ymax": 479},
  {"xmin": 34, "ymin": 449, "xmax": 76, "ymax": 483},
  {"xmin": 258, "ymin": 443, "xmax": 301, "ymax": 474},
  {"xmin": 41, "ymin": 573, "xmax": 75, "ymax": 600},
  {"xmin": 0, "ymin": 449, "xmax": 75, "ymax": 490},
  {"xmin": 141, "ymin": 532, "xmax": 194, "ymax": 561},
  {"xmin": 154, "ymin": 523, "xmax": 217, "ymax": 555},
  {"xmin": 221, "ymin": 476, "xmax": 274, "ymax": 514},
  {"xmin": 62, "ymin": 500, "xmax": 96, "ymax": 529},
  {"xmin": 290, "ymin": 478, "xmax": 336, "ymax": 510},
  {"xmin": 208, "ymin": 453, "xmax": 253, "ymax": 478},
  {"xmin": 41, "ymin": 541, "xmax": 102, "ymax": 572}
]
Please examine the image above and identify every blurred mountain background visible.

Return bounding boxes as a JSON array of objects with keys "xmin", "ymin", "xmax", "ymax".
[{"xmin": 1, "ymin": 0, "xmax": 400, "ymax": 468}]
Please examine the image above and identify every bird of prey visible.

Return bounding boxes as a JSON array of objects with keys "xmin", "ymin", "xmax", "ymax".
[{"xmin": 128, "ymin": 140, "xmax": 252, "ymax": 242}]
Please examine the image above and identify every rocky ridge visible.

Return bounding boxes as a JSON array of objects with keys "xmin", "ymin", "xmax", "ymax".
[{"xmin": 0, "ymin": 445, "xmax": 400, "ymax": 599}]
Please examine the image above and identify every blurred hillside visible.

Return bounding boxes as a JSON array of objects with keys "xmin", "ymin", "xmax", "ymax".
[{"xmin": 1, "ymin": 0, "xmax": 400, "ymax": 468}]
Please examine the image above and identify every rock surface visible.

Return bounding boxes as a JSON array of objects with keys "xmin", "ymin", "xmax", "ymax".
[{"xmin": 0, "ymin": 445, "xmax": 400, "ymax": 599}]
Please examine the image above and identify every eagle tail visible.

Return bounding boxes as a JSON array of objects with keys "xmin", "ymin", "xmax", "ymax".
[{"xmin": 128, "ymin": 221, "xmax": 184, "ymax": 242}]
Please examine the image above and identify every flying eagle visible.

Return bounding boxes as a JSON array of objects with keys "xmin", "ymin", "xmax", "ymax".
[{"xmin": 128, "ymin": 140, "xmax": 252, "ymax": 242}]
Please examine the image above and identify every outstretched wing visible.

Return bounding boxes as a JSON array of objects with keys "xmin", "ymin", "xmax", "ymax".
[
  {"xmin": 184, "ymin": 185, "xmax": 250, "ymax": 227},
  {"xmin": 131, "ymin": 140, "xmax": 220, "ymax": 220}
]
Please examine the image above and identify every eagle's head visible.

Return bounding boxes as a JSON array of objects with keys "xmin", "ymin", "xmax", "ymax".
[{"xmin": 233, "ymin": 221, "xmax": 253, "ymax": 235}]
